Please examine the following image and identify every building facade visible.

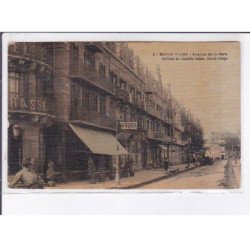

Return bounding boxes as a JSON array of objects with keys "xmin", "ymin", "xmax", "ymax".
[{"xmin": 8, "ymin": 42, "xmax": 204, "ymax": 179}]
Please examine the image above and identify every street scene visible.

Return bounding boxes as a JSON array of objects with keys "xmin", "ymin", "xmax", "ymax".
[
  {"xmin": 7, "ymin": 41, "xmax": 240, "ymax": 189},
  {"xmin": 139, "ymin": 159, "xmax": 240, "ymax": 189}
]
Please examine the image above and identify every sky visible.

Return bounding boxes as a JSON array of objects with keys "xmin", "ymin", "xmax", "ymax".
[{"xmin": 128, "ymin": 42, "xmax": 240, "ymax": 138}]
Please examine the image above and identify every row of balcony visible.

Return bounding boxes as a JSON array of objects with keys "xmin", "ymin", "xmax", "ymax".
[
  {"xmin": 9, "ymin": 43, "xmax": 53, "ymax": 67},
  {"xmin": 70, "ymin": 63, "xmax": 174, "ymax": 125},
  {"xmin": 146, "ymin": 129, "xmax": 172, "ymax": 143},
  {"xmin": 70, "ymin": 108, "xmax": 117, "ymax": 130}
]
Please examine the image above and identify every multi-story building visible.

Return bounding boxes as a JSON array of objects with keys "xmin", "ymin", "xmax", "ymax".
[{"xmin": 8, "ymin": 42, "xmax": 204, "ymax": 179}]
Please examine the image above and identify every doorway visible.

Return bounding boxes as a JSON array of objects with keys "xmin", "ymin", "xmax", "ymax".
[{"xmin": 8, "ymin": 126, "xmax": 22, "ymax": 174}]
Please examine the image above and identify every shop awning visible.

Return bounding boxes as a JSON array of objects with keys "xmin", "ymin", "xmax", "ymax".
[
  {"xmin": 158, "ymin": 145, "xmax": 168, "ymax": 150},
  {"xmin": 69, "ymin": 124, "xmax": 129, "ymax": 155}
]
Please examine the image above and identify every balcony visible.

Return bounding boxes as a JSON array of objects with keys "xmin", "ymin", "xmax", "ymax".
[
  {"xmin": 145, "ymin": 104, "xmax": 167, "ymax": 121},
  {"xmin": 9, "ymin": 43, "xmax": 53, "ymax": 68},
  {"xmin": 70, "ymin": 62, "xmax": 115, "ymax": 95},
  {"xmin": 115, "ymin": 87, "xmax": 130, "ymax": 102},
  {"xmin": 146, "ymin": 130, "xmax": 162, "ymax": 141},
  {"xmin": 85, "ymin": 42, "xmax": 104, "ymax": 53},
  {"xmin": 132, "ymin": 99, "xmax": 145, "ymax": 110},
  {"xmin": 162, "ymin": 135, "xmax": 172, "ymax": 144},
  {"xmin": 70, "ymin": 109, "xmax": 116, "ymax": 131}
]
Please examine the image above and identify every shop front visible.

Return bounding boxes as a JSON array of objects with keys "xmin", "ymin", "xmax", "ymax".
[
  {"xmin": 8, "ymin": 112, "xmax": 55, "ymax": 175},
  {"xmin": 64, "ymin": 124, "xmax": 129, "ymax": 181}
]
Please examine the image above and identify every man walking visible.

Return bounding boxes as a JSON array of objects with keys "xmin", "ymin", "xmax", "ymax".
[{"xmin": 164, "ymin": 157, "xmax": 169, "ymax": 174}]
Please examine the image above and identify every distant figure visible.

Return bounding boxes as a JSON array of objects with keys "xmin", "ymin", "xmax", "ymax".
[
  {"xmin": 99, "ymin": 156, "xmax": 106, "ymax": 181},
  {"xmin": 88, "ymin": 156, "xmax": 95, "ymax": 180},
  {"xmin": 10, "ymin": 157, "xmax": 44, "ymax": 189},
  {"xmin": 47, "ymin": 160, "xmax": 55, "ymax": 182},
  {"xmin": 192, "ymin": 157, "xmax": 196, "ymax": 165},
  {"xmin": 126, "ymin": 158, "xmax": 135, "ymax": 177},
  {"xmin": 163, "ymin": 157, "xmax": 169, "ymax": 174}
]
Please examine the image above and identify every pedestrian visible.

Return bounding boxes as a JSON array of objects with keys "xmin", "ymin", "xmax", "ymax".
[
  {"xmin": 47, "ymin": 160, "xmax": 55, "ymax": 185},
  {"xmin": 10, "ymin": 156, "xmax": 44, "ymax": 189},
  {"xmin": 88, "ymin": 156, "xmax": 96, "ymax": 183},
  {"xmin": 164, "ymin": 157, "xmax": 169, "ymax": 174},
  {"xmin": 98, "ymin": 155, "xmax": 106, "ymax": 182},
  {"xmin": 126, "ymin": 157, "xmax": 135, "ymax": 177},
  {"xmin": 192, "ymin": 156, "xmax": 196, "ymax": 165}
]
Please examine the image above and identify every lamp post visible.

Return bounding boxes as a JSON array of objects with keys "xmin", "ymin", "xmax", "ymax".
[
  {"xmin": 13, "ymin": 124, "xmax": 21, "ymax": 139},
  {"xmin": 114, "ymin": 97, "xmax": 130, "ymax": 184},
  {"xmin": 115, "ymin": 99, "xmax": 123, "ymax": 184}
]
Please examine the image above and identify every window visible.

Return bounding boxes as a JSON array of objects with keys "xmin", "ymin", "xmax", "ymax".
[
  {"xmin": 147, "ymin": 120, "xmax": 150, "ymax": 130},
  {"xmin": 84, "ymin": 51, "xmax": 95, "ymax": 70},
  {"xmin": 81, "ymin": 88, "xmax": 88, "ymax": 108},
  {"xmin": 8, "ymin": 44, "xmax": 15, "ymax": 53},
  {"xmin": 81, "ymin": 89, "xmax": 86, "ymax": 108},
  {"xmin": 100, "ymin": 96, "xmax": 106, "ymax": 114},
  {"xmin": 71, "ymin": 85, "xmax": 78, "ymax": 107},
  {"xmin": 156, "ymin": 123, "xmax": 159, "ymax": 132},
  {"xmin": 15, "ymin": 43, "xmax": 24, "ymax": 54},
  {"xmin": 92, "ymin": 93, "xmax": 98, "ymax": 111},
  {"xmin": 72, "ymin": 44, "xmax": 79, "ymax": 63},
  {"xmin": 99, "ymin": 63, "xmax": 106, "ymax": 77},
  {"xmin": 165, "ymin": 127, "xmax": 167, "ymax": 134},
  {"xmin": 9, "ymin": 72, "xmax": 20, "ymax": 95},
  {"xmin": 110, "ymin": 73, "xmax": 118, "ymax": 85}
]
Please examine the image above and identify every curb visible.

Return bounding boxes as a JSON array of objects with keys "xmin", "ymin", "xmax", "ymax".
[{"xmin": 111, "ymin": 164, "xmax": 201, "ymax": 189}]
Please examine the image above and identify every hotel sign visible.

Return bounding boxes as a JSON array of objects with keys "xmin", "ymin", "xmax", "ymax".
[
  {"xmin": 9, "ymin": 96, "xmax": 47, "ymax": 112},
  {"xmin": 120, "ymin": 122, "xmax": 138, "ymax": 130}
]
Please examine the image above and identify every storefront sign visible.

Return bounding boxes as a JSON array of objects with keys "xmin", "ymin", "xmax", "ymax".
[
  {"xmin": 120, "ymin": 122, "xmax": 137, "ymax": 130},
  {"xmin": 9, "ymin": 96, "xmax": 47, "ymax": 112}
]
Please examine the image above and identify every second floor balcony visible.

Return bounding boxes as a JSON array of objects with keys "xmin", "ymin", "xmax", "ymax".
[
  {"xmin": 115, "ymin": 87, "xmax": 130, "ymax": 102},
  {"xmin": 70, "ymin": 108, "xmax": 117, "ymax": 131},
  {"xmin": 70, "ymin": 62, "xmax": 115, "ymax": 95},
  {"xmin": 9, "ymin": 43, "xmax": 53, "ymax": 68},
  {"xmin": 146, "ymin": 130, "xmax": 172, "ymax": 143}
]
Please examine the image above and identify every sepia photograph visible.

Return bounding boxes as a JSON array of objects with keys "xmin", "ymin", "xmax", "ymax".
[{"xmin": 6, "ymin": 40, "xmax": 240, "ymax": 190}]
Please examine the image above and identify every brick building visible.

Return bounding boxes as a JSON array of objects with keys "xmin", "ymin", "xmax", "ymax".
[{"xmin": 8, "ymin": 42, "xmax": 204, "ymax": 179}]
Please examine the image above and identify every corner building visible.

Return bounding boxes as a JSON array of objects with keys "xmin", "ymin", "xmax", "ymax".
[{"xmin": 8, "ymin": 42, "xmax": 204, "ymax": 179}]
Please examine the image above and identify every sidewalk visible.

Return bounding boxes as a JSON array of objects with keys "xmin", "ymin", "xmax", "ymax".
[
  {"xmin": 47, "ymin": 162, "xmax": 198, "ymax": 189},
  {"xmin": 230, "ymin": 159, "xmax": 241, "ymax": 188}
]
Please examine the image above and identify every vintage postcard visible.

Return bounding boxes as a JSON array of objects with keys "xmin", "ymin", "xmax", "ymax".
[{"xmin": 4, "ymin": 37, "xmax": 240, "ymax": 191}]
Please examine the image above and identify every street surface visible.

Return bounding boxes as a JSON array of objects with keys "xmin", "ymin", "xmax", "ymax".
[{"xmin": 138, "ymin": 159, "xmax": 240, "ymax": 189}]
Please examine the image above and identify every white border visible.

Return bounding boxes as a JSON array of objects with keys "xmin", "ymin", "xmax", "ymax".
[{"xmin": 2, "ymin": 33, "xmax": 249, "ymax": 214}]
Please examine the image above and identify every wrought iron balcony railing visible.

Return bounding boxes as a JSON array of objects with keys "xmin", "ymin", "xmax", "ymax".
[
  {"xmin": 70, "ymin": 108, "xmax": 117, "ymax": 130},
  {"xmin": 9, "ymin": 43, "xmax": 53, "ymax": 67}
]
